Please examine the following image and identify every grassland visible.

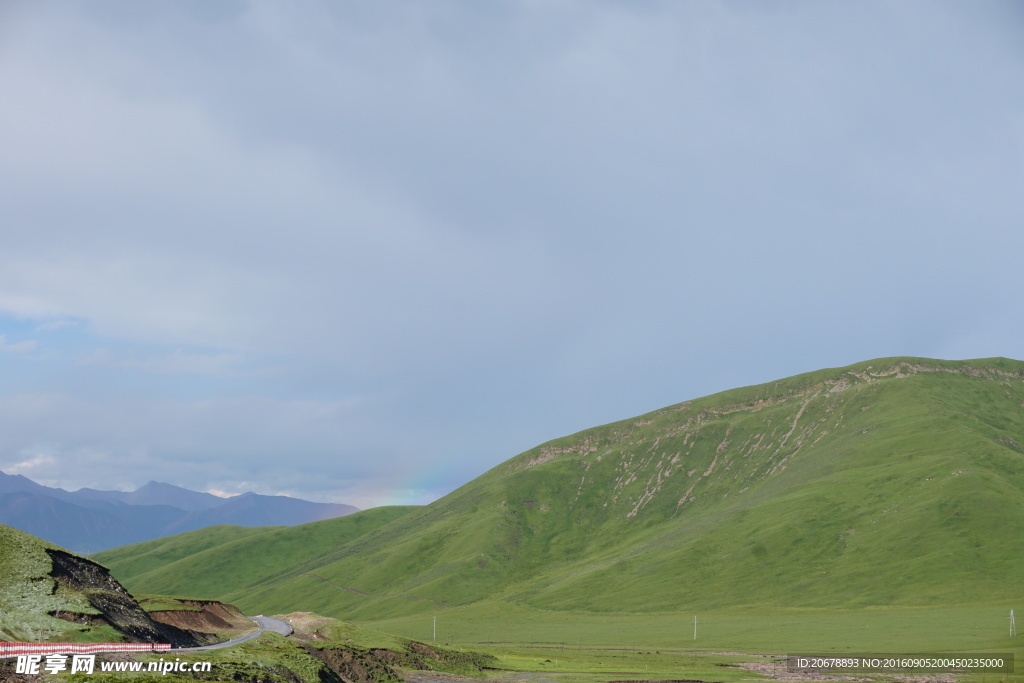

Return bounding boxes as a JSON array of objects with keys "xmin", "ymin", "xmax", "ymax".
[
  {"xmin": 169, "ymin": 359, "xmax": 1024, "ymax": 622},
  {"xmin": 91, "ymin": 525, "xmax": 276, "ymax": 581},
  {"xmin": 45, "ymin": 618, "xmax": 501, "ymax": 683},
  {"xmin": 89, "ymin": 357, "xmax": 1024, "ymax": 677},
  {"xmin": 93, "ymin": 506, "xmax": 418, "ymax": 599},
  {"xmin": 361, "ymin": 601, "xmax": 1021, "ymax": 654},
  {"xmin": 363, "ymin": 602, "xmax": 1024, "ymax": 682},
  {"xmin": 0, "ymin": 524, "xmax": 123, "ymax": 642},
  {"xmin": 29, "ymin": 608, "xmax": 1023, "ymax": 683}
]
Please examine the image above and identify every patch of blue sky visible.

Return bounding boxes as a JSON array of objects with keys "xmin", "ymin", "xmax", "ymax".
[
  {"xmin": 0, "ymin": 313, "xmax": 86, "ymax": 343},
  {"xmin": 0, "ymin": 312, "xmax": 269, "ymax": 401}
]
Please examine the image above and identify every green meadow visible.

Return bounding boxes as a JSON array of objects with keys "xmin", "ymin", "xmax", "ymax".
[
  {"xmin": 358, "ymin": 602, "xmax": 1024, "ymax": 683},
  {"xmin": 361, "ymin": 602, "xmax": 1022, "ymax": 655},
  {"xmin": 89, "ymin": 358, "xmax": 1024, "ymax": 678},
  {"xmin": 0, "ymin": 525, "xmax": 123, "ymax": 643},
  {"xmin": 93, "ymin": 506, "xmax": 418, "ymax": 599}
]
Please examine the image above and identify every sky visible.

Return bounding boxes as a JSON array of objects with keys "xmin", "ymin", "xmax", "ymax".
[{"xmin": 0, "ymin": 1, "xmax": 1022, "ymax": 508}]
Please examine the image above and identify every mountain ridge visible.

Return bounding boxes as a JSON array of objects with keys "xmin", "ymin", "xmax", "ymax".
[
  {"xmin": 0, "ymin": 474, "xmax": 358, "ymax": 554},
  {"xmin": 97, "ymin": 357, "xmax": 1024, "ymax": 622},
  {"xmin": 72, "ymin": 481, "xmax": 228, "ymax": 511}
]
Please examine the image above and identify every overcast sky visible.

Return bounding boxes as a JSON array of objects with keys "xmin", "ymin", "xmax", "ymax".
[{"xmin": 0, "ymin": 1, "xmax": 1022, "ymax": 508}]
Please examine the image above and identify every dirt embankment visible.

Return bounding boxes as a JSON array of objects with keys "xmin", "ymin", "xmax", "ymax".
[
  {"xmin": 278, "ymin": 611, "xmax": 335, "ymax": 641},
  {"xmin": 306, "ymin": 647, "xmax": 404, "ymax": 683},
  {"xmin": 305, "ymin": 640, "xmax": 499, "ymax": 683},
  {"xmin": 148, "ymin": 600, "xmax": 252, "ymax": 635}
]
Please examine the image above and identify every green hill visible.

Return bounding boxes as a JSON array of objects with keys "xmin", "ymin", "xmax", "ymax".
[
  {"xmin": 91, "ymin": 524, "xmax": 276, "ymax": 582},
  {"xmin": 98, "ymin": 358, "xmax": 1024, "ymax": 641},
  {"xmin": 94, "ymin": 506, "xmax": 418, "ymax": 599},
  {"xmin": 0, "ymin": 524, "xmax": 209, "ymax": 644},
  {"xmin": 0, "ymin": 524, "xmax": 94, "ymax": 641}
]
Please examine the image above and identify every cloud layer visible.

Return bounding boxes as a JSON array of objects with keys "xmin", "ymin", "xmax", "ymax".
[{"xmin": 1, "ymin": 1, "xmax": 1022, "ymax": 506}]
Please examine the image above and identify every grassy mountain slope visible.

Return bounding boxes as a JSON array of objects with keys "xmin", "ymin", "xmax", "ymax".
[
  {"xmin": 0, "ymin": 524, "xmax": 210, "ymax": 645},
  {"xmin": 0, "ymin": 524, "xmax": 103, "ymax": 641},
  {"xmin": 91, "ymin": 524, "xmax": 275, "ymax": 581},
  {"xmin": 220, "ymin": 357, "xmax": 1024, "ymax": 619},
  {"xmin": 102, "ymin": 358, "xmax": 1024, "ymax": 624},
  {"xmin": 95, "ymin": 506, "xmax": 417, "ymax": 599}
]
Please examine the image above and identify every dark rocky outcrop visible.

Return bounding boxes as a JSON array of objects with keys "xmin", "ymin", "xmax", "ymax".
[{"xmin": 46, "ymin": 549, "xmax": 207, "ymax": 647}]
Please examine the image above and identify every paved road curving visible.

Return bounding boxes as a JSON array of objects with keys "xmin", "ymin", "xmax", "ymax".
[{"xmin": 174, "ymin": 616, "xmax": 293, "ymax": 652}]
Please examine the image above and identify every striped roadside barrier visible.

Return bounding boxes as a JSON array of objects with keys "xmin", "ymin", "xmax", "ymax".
[{"xmin": 0, "ymin": 643, "xmax": 171, "ymax": 658}]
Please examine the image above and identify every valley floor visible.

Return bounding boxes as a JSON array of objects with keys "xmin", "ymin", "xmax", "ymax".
[{"xmin": 356, "ymin": 603, "xmax": 1024, "ymax": 683}]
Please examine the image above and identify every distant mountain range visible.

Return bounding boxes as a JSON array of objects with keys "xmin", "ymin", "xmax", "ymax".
[{"xmin": 0, "ymin": 472, "xmax": 357, "ymax": 553}]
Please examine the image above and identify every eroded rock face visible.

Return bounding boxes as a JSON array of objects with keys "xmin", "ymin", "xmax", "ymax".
[
  {"xmin": 148, "ymin": 601, "xmax": 242, "ymax": 632},
  {"xmin": 304, "ymin": 646, "xmax": 398, "ymax": 683},
  {"xmin": 45, "ymin": 549, "xmax": 205, "ymax": 647}
]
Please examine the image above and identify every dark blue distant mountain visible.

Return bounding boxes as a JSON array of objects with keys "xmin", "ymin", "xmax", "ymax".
[
  {"xmin": 73, "ymin": 480, "xmax": 227, "ymax": 512},
  {"xmin": 162, "ymin": 491, "xmax": 358, "ymax": 535},
  {"xmin": 0, "ymin": 491, "xmax": 187, "ymax": 553},
  {"xmin": 0, "ymin": 471, "xmax": 358, "ymax": 554}
]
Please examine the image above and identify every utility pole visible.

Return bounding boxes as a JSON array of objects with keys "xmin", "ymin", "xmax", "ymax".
[{"xmin": 1010, "ymin": 609, "xmax": 1016, "ymax": 637}]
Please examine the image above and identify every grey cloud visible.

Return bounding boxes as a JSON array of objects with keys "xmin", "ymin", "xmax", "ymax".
[
  {"xmin": 0, "ymin": 392, "xmax": 397, "ymax": 504},
  {"xmin": 0, "ymin": 1, "xmax": 1022, "ymax": 504}
]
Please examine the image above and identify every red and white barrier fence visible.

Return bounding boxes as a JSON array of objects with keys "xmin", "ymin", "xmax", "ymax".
[{"xmin": 0, "ymin": 642, "xmax": 171, "ymax": 658}]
